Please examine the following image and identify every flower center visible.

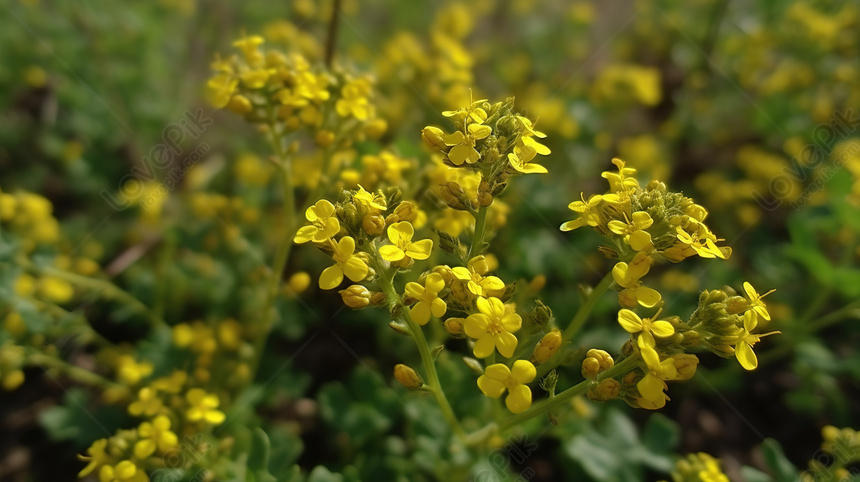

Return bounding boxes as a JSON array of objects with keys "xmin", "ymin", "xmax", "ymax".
[{"xmin": 487, "ymin": 319, "xmax": 503, "ymax": 335}]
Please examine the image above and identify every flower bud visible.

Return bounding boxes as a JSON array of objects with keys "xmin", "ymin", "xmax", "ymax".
[
  {"xmin": 227, "ymin": 95, "xmax": 253, "ymax": 114},
  {"xmin": 364, "ymin": 118, "xmax": 388, "ymax": 139},
  {"xmin": 370, "ymin": 292, "xmax": 387, "ymax": 306},
  {"xmin": 532, "ymin": 329, "xmax": 562, "ymax": 364},
  {"xmin": 671, "ymin": 354, "xmax": 699, "ymax": 380},
  {"xmin": 394, "ymin": 364, "xmax": 424, "ymax": 390},
  {"xmin": 389, "ymin": 321, "xmax": 411, "ymax": 336},
  {"xmin": 315, "ymin": 130, "xmax": 336, "ymax": 147},
  {"xmin": 362, "ymin": 213, "xmax": 385, "ymax": 236},
  {"xmin": 393, "ymin": 201, "xmax": 420, "ymax": 224},
  {"xmin": 340, "ymin": 285, "xmax": 372, "ymax": 309},
  {"xmin": 531, "ymin": 300, "xmax": 553, "ymax": 326},
  {"xmin": 587, "ymin": 378, "xmax": 621, "ymax": 402},
  {"xmin": 582, "ymin": 349, "xmax": 614, "ymax": 379},
  {"xmin": 528, "ymin": 275, "xmax": 546, "ymax": 294},
  {"xmin": 724, "ymin": 296, "xmax": 748, "ymax": 315},
  {"xmin": 444, "ymin": 317, "xmax": 465, "ymax": 336},
  {"xmin": 439, "ymin": 182, "xmax": 468, "ymax": 210},
  {"xmin": 421, "ymin": 126, "xmax": 447, "ymax": 150},
  {"xmin": 462, "ymin": 357, "xmax": 484, "ymax": 375},
  {"xmin": 287, "ymin": 272, "xmax": 311, "ymax": 295}
]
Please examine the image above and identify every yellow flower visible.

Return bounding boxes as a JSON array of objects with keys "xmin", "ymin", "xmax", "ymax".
[
  {"xmin": 451, "ymin": 256, "xmax": 505, "ymax": 297},
  {"xmin": 294, "ymin": 199, "xmax": 340, "ymax": 244},
  {"xmin": 477, "ymin": 360, "xmax": 536, "ymax": 414},
  {"xmin": 444, "ymin": 123, "xmax": 492, "ymax": 165},
  {"xmin": 742, "ymin": 281, "xmax": 774, "ymax": 324},
  {"xmin": 617, "ymin": 308, "xmax": 674, "ymax": 348},
  {"xmin": 336, "ymin": 78, "xmax": 372, "ymax": 120},
  {"xmin": 116, "ymin": 356, "xmax": 153, "ymax": 386},
  {"xmin": 232, "ymin": 34, "xmax": 265, "ymax": 64},
  {"xmin": 442, "ymin": 98, "xmax": 488, "ymax": 123},
  {"xmin": 601, "ymin": 158, "xmax": 639, "ymax": 193},
  {"xmin": 150, "ymin": 370, "xmax": 187, "ymax": 394},
  {"xmin": 464, "ymin": 297, "xmax": 522, "ymax": 358},
  {"xmin": 78, "ymin": 438, "xmax": 112, "ymax": 478},
  {"xmin": 185, "ymin": 388, "xmax": 225, "ymax": 425},
  {"xmin": 612, "ymin": 261, "xmax": 661, "ymax": 308},
  {"xmin": 98, "ymin": 460, "xmax": 147, "ymax": 482},
  {"xmin": 675, "ymin": 222, "xmax": 725, "ymax": 259},
  {"xmin": 379, "ymin": 222, "xmax": 433, "ymax": 263},
  {"xmin": 405, "ymin": 273, "xmax": 447, "ymax": 325},
  {"xmin": 560, "ymin": 193, "xmax": 604, "ymax": 231},
  {"xmin": 507, "ymin": 144, "xmax": 548, "ymax": 174},
  {"xmin": 320, "ymin": 236, "xmax": 369, "ymax": 289},
  {"xmin": 353, "ymin": 185, "xmax": 387, "ymax": 213},
  {"xmin": 733, "ymin": 311, "xmax": 779, "ymax": 370},
  {"xmin": 128, "ymin": 387, "xmax": 163, "ymax": 417},
  {"xmin": 134, "ymin": 415, "xmax": 178, "ymax": 459},
  {"xmin": 608, "ymin": 211, "xmax": 653, "ymax": 251}
]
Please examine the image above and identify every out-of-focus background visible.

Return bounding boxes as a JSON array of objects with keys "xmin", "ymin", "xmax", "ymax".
[{"xmin": 1, "ymin": 0, "xmax": 859, "ymax": 480}]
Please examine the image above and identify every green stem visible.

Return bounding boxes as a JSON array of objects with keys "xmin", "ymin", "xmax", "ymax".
[
  {"xmin": 27, "ymin": 265, "xmax": 167, "ymax": 330},
  {"xmin": 377, "ymin": 263, "xmax": 466, "ymax": 439},
  {"xmin": 468, "ymin": 206, "xmax": 489, "ymax": 259},
  {"xmin": 250, "ymin": 122, "xmax": 297, "ymax": 377},
  {"xmin": 28, "ymin": 351, "xmax": 127, "ymax": 392},
  {"xmin": 562, "ymin": 272, "xmax": 614, "ymax": 343}
]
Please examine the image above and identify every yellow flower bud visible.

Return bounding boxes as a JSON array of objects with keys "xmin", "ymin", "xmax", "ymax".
[
  {"xmin": 582, "ymin": 349, "xmax": 614, "ymax": 379},
  {"xmin": 362, "ymin": 213, "xmax": 385, "ymax": 236},
  {"xmin": 4, "ymin": 313, "xmax": 25, "ymax": 337},
  {"xmin": 315, "ymin": 130, "xmax": 336, "ymax": 147},
  {"xmin": 671, "ymin": 354, "xmax": 699, "ymax": 380},
  {"xmin": 38, "ymin": 277, "xmax": 74, "ymax": 304},
  {"xmin": 3, "ymin": 369, "xmax": 24, "ymax": 391},
  {"xmin": 532, "ymin": 329, "xmax": 562, "ymax": 363},
  {"xmin": 287, "ymin": 272, "xmax": 311, "ymax": 295},
  {"xmin": 364, "ymin": 118, "xmax": 388, "ymax": 139},
  {"xmin": 586, "ymin": 378, "xmax": 620, "ymax": 402},
  {"xmin": 227, "ymin": 94, "xmax": 253, "ymax": 114},
  {"xmin": 528, "ymin": 274, "xmax": 546, "ymax": 293},
  {"xmin": 393, "ymin": 364, "xmax": 423, "ymax": 390},
  {"xmin": 340, "ymin": 285, "xmax": 372, "ymax": 309},
  {"xmin": 439, "ymin": 182, "xmax": 467, "ymax": 210},
  {"xmin": 444, "ymin": 317, "xmax": 465, "ymax": 336},
  {"xmin": 421, "ymin": 126, "xmax": 447, "ymax": 150}
]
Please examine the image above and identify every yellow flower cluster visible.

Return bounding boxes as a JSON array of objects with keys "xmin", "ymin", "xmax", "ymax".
[
  {"xmin": 802, "ymin": 426, "xmax": 860, "ymax": 482},
  {"xmin": 590, "ymin": 63, "xmax": 663, "ymax": 107},
  {"xmin": 610, "ymin": 281, "xmax": 777, "ymax": 410},
  {"xmin": 668, "ymin": 452, "xmax": 730, "ymax": 482},
  {"xmin": 296, "ymin": 98, "xmax": 571, "ymax": 417},
  {"xmin": 207, "ymin": 33, "xmax": 385, "ymax": 145},
  {"xmin": 78, "ymin": 356, "xmax": 227, "ymax": 480},
  {"xmin": 0, "ymin": 188, "xmax": 60, "ymax": 252},
  {"xmin": 562, "ymin": 158, "xmax": 730, "ymax": 309}
]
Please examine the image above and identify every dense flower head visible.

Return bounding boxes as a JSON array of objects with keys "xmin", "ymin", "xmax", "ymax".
[
  {"xmin": 423, "ymin": 96, "xmax": 550, "ymax": 181},
  {"xmin": 206, "ymin": 32, "xmax": 385, "ymax": 142}
]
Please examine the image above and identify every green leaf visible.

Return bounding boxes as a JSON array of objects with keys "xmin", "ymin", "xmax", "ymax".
[
  {"xmin": 762, "ymin": 439, "xmax": 799, "ymax": 482},
  {"xmin": 642, "ymin": 413, "xmax": 680, "ymax": 455},
  {"xmin": 740, "ymin": 465, "xmax": 774, "ymax": 482},
  {"xmin": 308, "ymin": 466, "xmax": 344, "ymax": 482},
  {"xmin": 247, "ymin": 427, "xmax": 271, "ymax": 473}
]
